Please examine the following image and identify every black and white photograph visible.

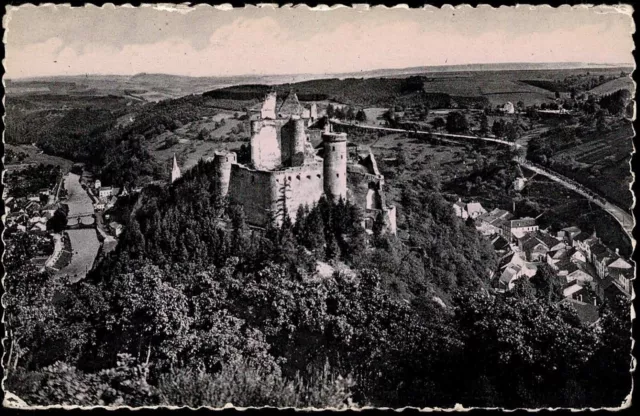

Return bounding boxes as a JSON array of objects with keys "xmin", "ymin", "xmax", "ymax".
[{"xmin": 1, "ymin": 3, "xmax": 635, "ymax": 410}]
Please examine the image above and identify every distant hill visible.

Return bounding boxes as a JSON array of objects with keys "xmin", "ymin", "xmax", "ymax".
[
  {"xmin": 588, "ymin": 76, "xmax": 635, "ymax": 96},
  {"xmin": 7, "ymin": 62, "xmax": 633, "ymax": 101}
]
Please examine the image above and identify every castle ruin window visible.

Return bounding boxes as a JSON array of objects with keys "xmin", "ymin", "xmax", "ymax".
[
  {"xmin": 336, "ymin": 173, "xmax": 339, "ymax": 178},
  {"xmin": 332, "ymin": 146, "xmax": 335, "ymax": 151},
  {"xmin": 366, "ymin": 189, "xmax": 382, "ymax": 210}
]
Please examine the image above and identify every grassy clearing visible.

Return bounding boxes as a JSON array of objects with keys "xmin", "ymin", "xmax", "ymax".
[{"xmin": 4, "ymin": 144, "xmax": 74, "ymax": 172}]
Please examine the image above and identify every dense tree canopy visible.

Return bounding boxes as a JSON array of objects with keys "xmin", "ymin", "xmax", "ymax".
[{"xmin": 4, "ymin": 150, "xmax": 632, "ymax": 409}]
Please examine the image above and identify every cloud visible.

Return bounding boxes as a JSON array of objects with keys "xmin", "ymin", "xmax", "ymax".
[{"xmin": 4, "ymin": 7, "xmax": 635, "ymax": 79}]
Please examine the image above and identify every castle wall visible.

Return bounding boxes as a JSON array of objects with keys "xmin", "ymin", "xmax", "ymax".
[
  {"xmin": 229, "ymin": 162, "xmax": 324, "ymax": 227},
  {"xmin": 229, "ymin": 164, "xmax": 277, "ymax": 227},
  {"xmin": 271, "ymin": 162, "xmax": 324, "ymax": 223}
]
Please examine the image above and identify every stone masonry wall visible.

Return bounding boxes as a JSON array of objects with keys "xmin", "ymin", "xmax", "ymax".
[{"xmin": 229, "ymin": 162, "xmax": 324, "ymax": 227}]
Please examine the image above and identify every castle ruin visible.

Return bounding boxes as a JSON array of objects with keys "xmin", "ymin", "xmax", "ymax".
[{"xmin": 211, "ymin": 92, "xmax": 396, "ymax": 234}]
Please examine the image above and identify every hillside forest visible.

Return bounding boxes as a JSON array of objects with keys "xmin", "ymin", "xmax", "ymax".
[{"xmin": 3, "ymin": 69, "xmax": 634, "ymax": 408}]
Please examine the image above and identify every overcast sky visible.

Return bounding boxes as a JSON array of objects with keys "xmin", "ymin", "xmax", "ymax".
[{"xmin": 3, "ymin": 4, "xmax": 636, "ymax": 79}]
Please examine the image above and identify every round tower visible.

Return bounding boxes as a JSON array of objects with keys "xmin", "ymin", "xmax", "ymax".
[
  {"xmin": 322, "ymin": 132, "xmax": 348, "ymax": 200},
  {"xmin": 291, "ymin": 117, "xmax": 307, "ymax": 166},
  {"xmin": 213, "ymin": 151, "xmax": 236, "ymax": 199}
]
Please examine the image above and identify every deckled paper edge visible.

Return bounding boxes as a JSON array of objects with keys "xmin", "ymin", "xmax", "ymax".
[{"xmin": 0, "ymin": 2, "xmax": 635, "ymax": 412}]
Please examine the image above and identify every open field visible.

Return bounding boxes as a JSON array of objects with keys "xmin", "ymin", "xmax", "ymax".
[
  {"xmin": 421, "ymin": 77, "xmax": 555, "ymax": 106},
  {"xmin": 55, "ymin": 229, "xmax": 101, "ymax": 283},
  {"xmin": 146, "ymin": 112, "xmax": 248, "ymax": 172},
  {"xmin": 5, "ymin": 143, "xmax": 74, "ymax": 171},
  {"xmin": 588, "ymin": 76, "xmax": 635, "ymax": 95},
  {"xmin": 547, "ymin": 122, "xmax": 634, "ymax": 210}
]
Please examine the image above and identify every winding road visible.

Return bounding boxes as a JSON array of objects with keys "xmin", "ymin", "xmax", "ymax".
[{"xmin": 331, "ymin": 120, "xmax": 634, "ymax": 241}]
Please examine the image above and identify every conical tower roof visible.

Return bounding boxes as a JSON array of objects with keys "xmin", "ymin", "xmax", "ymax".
[{"xmin": 278, "ymin": 91, "xmax": 304, "ymax": 117}]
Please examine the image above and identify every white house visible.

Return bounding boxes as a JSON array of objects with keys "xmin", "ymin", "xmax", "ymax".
[
  {"xmin": 566, "ymin": 269, "xmax": 595, "ymax": 285},
  {"xmin": 502, "ymin": 102, "xmax": 515, "ymax": 114},
  {"xmin": 99, "ymin": 187, "xmax": 114, "ymax": 199},
  {"xmin": 466, "ymin": 202, "xmax": 487, "ymax": 219},
  {"xmin": 453, "ymin": 199, "xmax": 469, "ymax": 220}
]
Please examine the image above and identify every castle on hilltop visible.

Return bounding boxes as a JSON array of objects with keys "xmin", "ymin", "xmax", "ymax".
[{"xmin": 209, "ymin": 91, "xmax": 397, "ymax": 234}]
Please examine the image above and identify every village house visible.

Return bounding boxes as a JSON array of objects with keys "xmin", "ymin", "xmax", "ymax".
[
  {"xmin": 558, "ymin": 298, "xmax": 599, "ymax": 325},
  {"xmin": 565, "ymin": 269, "xmax": 595, "ymax": 286},
  {"xmin": 591, "ymin": 243, "xmax": 612, "ymax": 278},
  {"xmin": 575, "ymin": 232, "xmax": 600, "ymax": 260},
  {"xmin": 109, "ymin": 221, "xmax": 124, "ymax": 237},
  {"xmin": 98, "ymin": 186, "xmax": 114, "ymax": 199},
  {"xmin": 546, "ymin": 246, "xmax": 585, "ymax": 269},
  {"xmin": 518, "ymin": 230, "xmax": 565, "ymax": 262},
  {"xmin": 466, "ymin": 202, "xmax": 487, "ymax": 219},
  {"xmin": 476, "ymin": 208, "xmax": 513, "ymax": 236},
  {"xmin": 563, "ymin": 282, "xmax": 598, "ymax": 307},
  {"xmin": 557, "ymin": 226, "xmax": 582, "ymax": 244},
  {"xmin": 453, "ymin": 199, "xmax": 468, "ymax": 220},
  {"xmin": 513, "ymin": 177, "xmax": 527, "ymax": 192},
  {"xmin": 501, "ymin": 101, "xmax": 515, "ymax": 114},
  {"xmin": 496, "ymin": 251, "xmax": 537, "ymax": 291},
  {"xmin": 491, "ymin": 235, "xmax": 511, "ymax": 256},
  {"xmin": 502, "ymin": 217, "xmax": 538, "ymax": 242}
]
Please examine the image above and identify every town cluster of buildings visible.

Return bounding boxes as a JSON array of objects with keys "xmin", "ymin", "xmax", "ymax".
[
  {"xmin": 3, "ymin": 177, "xmax": 60, "ymax": 270},
  {"xmin": 90, "ymin": 179, "xmax": 141, "ymax": 212},
  {"xmin": 454, "ymin": 199, "xmax": 633, "ymax": 324},
  {"xmin": 4, "ymin": 189, "xmax": 57, "ymax": 235}
]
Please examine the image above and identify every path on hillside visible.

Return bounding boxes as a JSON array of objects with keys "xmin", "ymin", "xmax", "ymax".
[
  {"xmin": 517, "ymin": 161, "xmax": 634, "ymax": 239},
  {"xmin": 331, "ymin": 121, "xmax": 634, "ymax": 241},
  {"xmin": 331, "ymin": 120, "xmax": 516, "ymax": 147}
]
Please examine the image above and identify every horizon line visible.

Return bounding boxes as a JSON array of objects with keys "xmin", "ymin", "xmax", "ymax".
[{"xmin": 5, "ymin": 61, "xmax": 635, "ymax": 81}]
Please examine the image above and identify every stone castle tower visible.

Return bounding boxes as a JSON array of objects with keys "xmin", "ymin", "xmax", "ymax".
[
  {"xmin": 212, "ymin": 151, "xmax": 237, "ymax": 199},
  {"xmin": 322, "ymin": 132, "xmax": 348, "ymax": 199}
]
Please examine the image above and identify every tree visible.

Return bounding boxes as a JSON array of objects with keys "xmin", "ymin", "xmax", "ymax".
[
  {"xmin": 504, "ymin": 122, "xmax": 520, "ymax": 142},
  {"xmin": 492, "ymin": 120, "xmax": 505, "ymax": 138},
  {"xmin": 530, "ymin": 264, "xmax": 564, "ymax": 304},
  {"xmin": 346, "ymin": 107, "xmax": 356, "ymax": 121},
  {"xmin": 372, "ymin": 212, "xmax": 387, "ymax": 247},
  {"xmin": 326, "ymin": 104, "xmax": 335, "ymax": 119},
  {"xmin": 431, "ymin": 117, "xmax": 446, "ymax": 131},
  {"xmin": 479, "ymin": 114, "xmax": 489, "ymax": 135},
  {"xmin": 355, "ymin": 109, "xmax": 367, "ymax": 122},
  {"xmin": 47, "ymin": 209, "xmax": 68, "ymax": 233},
  {"xmin": 446, "ymin": 112, "xmax": 469, "ymax": 133}
]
